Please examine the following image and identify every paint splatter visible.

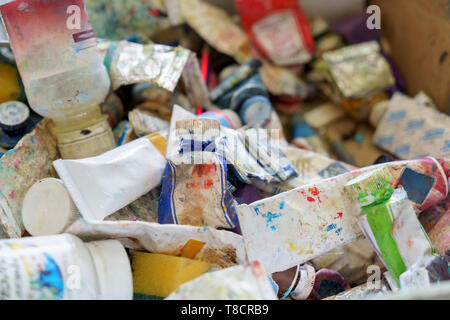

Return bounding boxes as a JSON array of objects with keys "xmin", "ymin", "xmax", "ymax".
[
  {"xmin": 307, "ymin": 196, "xmax": 315, "ymax": 202},
  {"xmin": 334, "ymin": 212, "xmax": 343, "ymax": 219},
  {"xmin": 279, "ymin": 201, "xmax": 285, "ymax": 210},
  {"xmin": 326, "ymin": 224, "xmax": 337, "ymax": 232},
  {"xmin": 335, "ymin": 228, "xmax": 343, "ymax": 236},
  {"xmin": 309, "ymin": 187, "xmax": 320, "ymax": 196},
  {"xmin": 8, "ymin": 190, "xmax": 15, "ymax": 199},
  {"xmin": 261, "ymin": 212, "xmax": 282, "ymax": 231}
]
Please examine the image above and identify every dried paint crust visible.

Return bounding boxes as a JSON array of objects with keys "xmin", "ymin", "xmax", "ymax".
[{"xmin": 0, "ymin": 120, "xmax": 60, "ymax": 238}]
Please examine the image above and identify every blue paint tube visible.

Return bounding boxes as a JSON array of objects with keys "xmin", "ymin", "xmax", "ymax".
[
  {"xmin": 210, "ymin": 58, "xmax": 262, "ymax": 102},
  {"xmin": 214, "ymin": 73, "xmax": 268, "ymax": 110},
  {"xmin": 158, "ymin": 118, "xmax": 238, "ymax": 229}
]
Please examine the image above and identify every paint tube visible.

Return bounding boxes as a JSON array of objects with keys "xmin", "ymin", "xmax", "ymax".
[
  {"xmin": 374, "ymin": 93, "xmax": 450, "ymax": 160},
  {"xmin": 214, "ymin": 73, "xmax": 268, "ymax": 110},
  {"xmin": 210, "ymin": 59, "xmax": 262, "ymax": 102},
  {"xmin": 177, "ymin": 0, "xmax": 249, "ymax": 58},
  {"xmin": 128, "ymin": 108, "xmax": 170, "ymax": 137},
  {"xmin": 399, "ymin": 252, "xmax": 450, "ymax": 290},
  {"xmin": 53, "ymin": 135, "xmax": 167, "ymax": 222},
  {"xmin": 235, "ymin": 0, "xmax": 314, "ymax": 66},
  {"xmin": 243, "ymin": 128, "xmax": 298, "ymax": 183},
  {"xmin": 219, "ymin": 126, "xmax": 274, "ymax": 184},
  {"xmin": 166, "ymin": 261, "xmax": 277, "ymax": 300},
  {"xmin": 159, "ymin": 118, "xmax": 238, "ymax": 229},
  {"xmin": 199, "ymin": 109, "xmax": 242, "ymax": 130},
  {"xmin": 167, "ymin": 105, "xmax": 279, "ymax": 185},
  {"xmin": 66, "ymin": 219, "xmax": 248, "ymax": 270},
  {"xmin": 322, "ymin": 41, "xmax": 395, "ymax": 99},
  {"xmin": 236, "ymin": 157, "xmax": 448, "ymax": 274},
  {"xmin": 251, "ymin": 145, "xmax": 355, "ymax": 195},
  {"xmin": 345, "ymin": 166, "xmax": 435, "ymax": 287},
  {"xmin": 98, "ymin": 40, "xmax": 190, "ymax": 92},
  {"xmin": 0, "ymin": 120, "xmax": 59, "ymax": 239}
]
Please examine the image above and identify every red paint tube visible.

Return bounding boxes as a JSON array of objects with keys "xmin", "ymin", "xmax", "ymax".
[{"xmin": 235, "ymin": 0, "xmax": 314, "ymax": 66}]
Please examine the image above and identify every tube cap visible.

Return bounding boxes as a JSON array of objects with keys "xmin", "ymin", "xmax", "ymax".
[
  {"xmin": 0, "ymin": 101, "xmax": 30, "ymax": 133},
  {"xmin": 22, "ymin": 178, "xmax": 79, "ymax": 236},
  {"xmin": 240, "ymin": 95, "xmax": 273, "ymax": 127},
  {"xmin": 344, "ymin": 166, "xmax": 395, "ymax": 207},
  {"xmin": 85, "ymin": 240, "xmax": 133, "ymax": 300}
]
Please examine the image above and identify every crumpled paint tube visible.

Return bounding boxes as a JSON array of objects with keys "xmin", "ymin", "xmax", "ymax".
[
  {"xmin": 166, "ymin": 261, "xmax": 277, "ymax": 300},
  {"xmin": 374, "ymin": 93, "xmax": 450, "ymax": 160},
  {"xmin": 0, "ymin": 120, "xmax": 59, "ymax": 239},
  {"xmin": 178, "ymin": 0, "xmax": 250, "ymax": 57},
  {"xmin": 243, "ymin": 128, "xmax": 298, "ymax": 183},
  {"xmin": 253, "ymin": 145, "xmax": 356, "ymax": 195},
  {"xmin": 167, "ymin": 105, "xmax": 289, "ymax": 185},
  {"xmin": 237, "ymin": 157, "xmax": 448, "ymax": 274},
  {"xmin": 66, "ymin": 219, "xmax": 248, "ymax": 270},
  {"xmin": 345, "ymin": 167, "xmax": 434, "ymax": 287},
  {"xmin": 53, "ymin": 136, "xmax": 167, "ymax": 222},
  {"xmin": 158, "ymin": 119, "xmax": 238, "ymax": 229},
  {"xmin": 99, "ymin": 40, "xmax": 191, "ymax": 91},
  {"xmin": 128, "ymin": 108, "xmax": 170, "ymax": 137},
  {"xmin": 210, "ymin": 58, "xmax": 262, "ymax": 103},
  {"xmin": 322, "ymin": 41, "xmax": 395, "ymax": 99}
]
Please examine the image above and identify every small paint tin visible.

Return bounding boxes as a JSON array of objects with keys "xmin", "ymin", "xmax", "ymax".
[
  {"xmin": 0, "ymin": 101, "xmax": 30, "ymax": 133},
  {"xmin": 239, "ymin": 95, "xmax": 273, "ymax": 127},
  {"xmin": 22, "ymin": 178, "xmax": 80, "ymax": 237},
  {"xmin": 199, "ymin": 109, "xmax": 242, "ymax": 129}
]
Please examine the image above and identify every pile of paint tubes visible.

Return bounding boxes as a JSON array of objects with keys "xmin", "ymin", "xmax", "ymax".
[{"xmin": 0, "ymin": 0, "xmax": 448, "ymax": 301}]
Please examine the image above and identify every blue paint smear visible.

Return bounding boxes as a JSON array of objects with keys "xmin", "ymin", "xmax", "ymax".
[
  {"xmin": 261, "ymin": 211, "xmax": 282, "ymax": 231},
  {"xmin": 279, "ymin": 201, "xmax": 285, "ymax": 210},
  {"xmin": 6, "ymin": 148, "xmax": 18, "ymax": 156},
  {"xmin": 335, "ymin": 228, "xmax": 343, "ymax": 235},
  {"xmin": 326, "ymin": 224, "xmax": 337, "ymax": 232}
]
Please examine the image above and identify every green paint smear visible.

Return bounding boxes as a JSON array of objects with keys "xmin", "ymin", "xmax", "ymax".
[{"xmin": 364, "ymin": 204, "xmax": 407, "ymax": 287}]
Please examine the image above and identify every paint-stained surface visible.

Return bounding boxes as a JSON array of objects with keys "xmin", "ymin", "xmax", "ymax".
[
  {"xmin": 0, "ymin": 120, "xmax": 59, "ymax": 238},
  {"xmin": 238, "ymin": 157, "xmax": 448, "ymax": 274}
]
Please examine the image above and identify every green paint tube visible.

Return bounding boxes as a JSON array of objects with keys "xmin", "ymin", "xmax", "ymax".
[{"xmin": 345, "ymin": 166, "xmax": 434, "ymax": 287}]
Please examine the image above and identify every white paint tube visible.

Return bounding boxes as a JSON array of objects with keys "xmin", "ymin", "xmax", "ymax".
[{"xmin": 53, "ymin": 135, "xmax": 167, "ymax": 222}]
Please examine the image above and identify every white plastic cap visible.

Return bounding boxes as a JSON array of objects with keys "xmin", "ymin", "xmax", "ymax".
[
  {"xmin": 85, "ymin": 240, "xmax": 133, "ymax": 300},
  {"xmin": 22, "ymin": 178, "xmax": 79, "ymax": 236}
]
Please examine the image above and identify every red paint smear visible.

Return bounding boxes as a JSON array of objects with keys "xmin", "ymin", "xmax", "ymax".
[
  {"xmin": 129, "ymin": 6, "xmax": 136, "ymax": 15},
  {"xmin": 8, "ymin": 190, "xmax": 15, "ymax": 199},
  {"xmin": 192, "ymin": 163, "xmax": 217, "ymax": 178},
  {"xmin": 309, "ymin": 187, "xmax": 320, "ymax": 196},
  {"xmin": 204, "ymin": 179, "xmax": 214, "ymax": 189},
  {"xmin": 307, "ymin": 197, "xmax": 315, "ymax": 202},
  {"xmin": 334, "ymin": 212, "xmax": 343, "ymax": 220}
]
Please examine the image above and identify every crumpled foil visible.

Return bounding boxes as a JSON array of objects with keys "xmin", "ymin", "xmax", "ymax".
[{"xmin": 99, "ymin": 40, "xmax": 191, "ymax": 91}]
